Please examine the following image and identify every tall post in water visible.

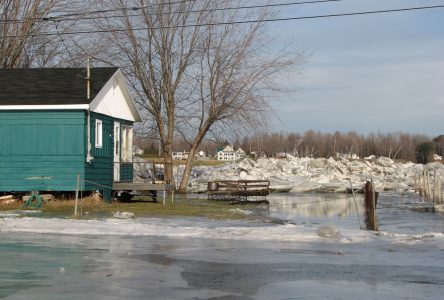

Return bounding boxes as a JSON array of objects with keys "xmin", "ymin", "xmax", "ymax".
[
  {"xmin": 433, "ymin": 170, "xmax": 437, "ymax": 203},
  {"xmin": 418, "ymin": 173, "xmax": 424, "ymax": 198},
  {"xmin": 364, "ymin": 181, "xmax": 378, "ymax": 231},
  {"xmin": 439, "ymin": 176, "xmax": 442, "ymax": 204},
  {"xmin": 437, "ymin": 174, "xmax": 443, "ymax": 204},
  {"xmin": 414, "ymin": 174, "xmax": 418, "ymax": 194},
  {"xmin": 424, "ymin": 170, "xmax": 429, "ymax": 201},
  {"xmin": 427, "ymin": 171, "xmax": 431, "ymax": 201}
]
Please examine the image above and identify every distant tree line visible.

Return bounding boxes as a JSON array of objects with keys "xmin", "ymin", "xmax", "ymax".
[
  {"xmin": 136, "ymin": 131, "xmax": 444, "ymax": 164},
  {"xmin": 235, "ymin": 131, "xmax": 443, "ymax": 163}
]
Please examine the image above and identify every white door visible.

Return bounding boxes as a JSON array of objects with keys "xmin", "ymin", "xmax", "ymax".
[{"xmin": 113, "ymin": 122, "xmax": 120, "ymax": 182}]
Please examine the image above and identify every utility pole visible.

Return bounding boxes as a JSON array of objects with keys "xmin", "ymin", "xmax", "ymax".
[
  {"xmin": 86, "ymin": 57, "xmax": 91, "ymax": 100},
  {"xmin": 86, "ymin": 57, "xmax": 93, "ymax": 163}
]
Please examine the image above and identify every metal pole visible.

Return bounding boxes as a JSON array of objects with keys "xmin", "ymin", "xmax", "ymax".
[
  {"xmin": 74, "ymin": 172, "xmax": 80, "ymax": 217},
  {"xmin": 371, "ymin": 179, "xmax": 377, "ymax": 231},
  {"xmin": 349, "ymin": 179, "xmax": 362, "ymax": 229}
]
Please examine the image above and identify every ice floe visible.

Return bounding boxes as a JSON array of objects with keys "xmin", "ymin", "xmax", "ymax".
[{"xmin": 185, "ymin": 155, "xmax": 443, "ymax": 194}]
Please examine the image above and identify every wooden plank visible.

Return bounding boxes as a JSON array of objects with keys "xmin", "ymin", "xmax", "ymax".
[{"xmin": 207, "ymin": 180, "xmax": 270, "ymax": 201}]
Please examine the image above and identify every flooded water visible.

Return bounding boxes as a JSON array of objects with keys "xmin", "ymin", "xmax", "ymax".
[
  {"xmin": 1, "ymin": 193, "xmax": 444, "ymax": 299},
  {"xmin": 267, "ymin": 193, "xmax": 444, "ymax": 234},
  {"xmin": 267, "ymin": 193, "xmax": 364, "ymax": 227}
]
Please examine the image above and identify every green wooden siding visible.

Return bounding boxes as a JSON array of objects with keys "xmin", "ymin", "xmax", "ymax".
[
  {"xmin": 84, "ymin": 112, "xmax": 114, "ymax": 193},
  {"xmin": 85, "ymin": 113, "xmax": 134, "ymax": 186},
  {"xmin": 0, "ymin": 110, "xmax": 134, "ymax": 197},
  {"xmin": 0, "ymin": 110, "xmax": 86, "ymax": 192}
]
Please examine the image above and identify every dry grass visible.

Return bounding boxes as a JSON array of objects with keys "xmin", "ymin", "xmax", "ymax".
[
  {"xmin": 41, "ymin": 196, "xmax": 107, "ymax": 212},
  {"xmin": 0, "ymin": 196, "xmax": 106, "ymax": 212},
  {"xmin": 0, "ymin": 201, "xmax": 21, "ymax": 210},
  {"xmin": 1, "ymin": 195, "xmax": 265, "ymax": 220},
  {"xmin": 192, "ymin": 160, "xmax": 226, "ymax": 167},
  {"xmin": 136, "ymin": 155, "xmax": 227, "ymax": 167}
]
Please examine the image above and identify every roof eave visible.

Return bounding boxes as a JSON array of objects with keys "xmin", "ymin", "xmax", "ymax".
[{"xmin": 0, "ymin": 104, "xmax": 90, "ymax": 110}]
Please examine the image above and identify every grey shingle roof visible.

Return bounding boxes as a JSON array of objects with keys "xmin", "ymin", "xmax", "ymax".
[{"xmin": 0, "ymin": 67, "xmax": 118, "ymax": 105}]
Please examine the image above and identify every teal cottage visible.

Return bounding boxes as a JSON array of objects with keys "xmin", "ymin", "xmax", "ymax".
[{"xmin": 0, "ymin": 68, "xmax": 141, "ymax": 201}]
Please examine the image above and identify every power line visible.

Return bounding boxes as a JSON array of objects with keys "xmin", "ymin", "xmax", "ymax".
[
  {"xmin": 51, "ymin": 0, "xmax": 345, "ymax": 19},
  {"xmin": 51, "ymin": 0, "xmax": 197, "ymax": 18},
  {"xmin": 0, "ymin": 0, "xmax": 196, "ymax": 24},
  {"xmin": 2, "ymin": 4, "xmax": 444, "ymax": 39},
  {"xmin": 57, "ymin": 0, "xmax": 345, "ymax": 23},
  {"xmin": 0, "ymin": 0, "xmax": 343, "ymax": 25}
]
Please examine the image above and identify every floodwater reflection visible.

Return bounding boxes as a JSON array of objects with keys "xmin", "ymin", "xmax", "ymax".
[{"xmin": 267, "ymin": 193, "xmax": 364, "ymax": 226}]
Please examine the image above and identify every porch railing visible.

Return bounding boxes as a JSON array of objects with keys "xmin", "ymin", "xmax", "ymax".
[{"xmin": 113, "ymin": 161, "xmax": 164, "ymax": 183}]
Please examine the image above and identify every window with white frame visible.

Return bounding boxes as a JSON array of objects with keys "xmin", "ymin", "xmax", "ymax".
[
  {"xmin": 95, "ymin": 119, "xmax": 103, "ymax": 148},
  {"xmin": 121, "ymin": 125, "xmax": 133, "ymax": 162}
]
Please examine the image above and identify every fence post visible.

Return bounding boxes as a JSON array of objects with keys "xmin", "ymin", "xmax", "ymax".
[{"xmin": 364, "ymin": 180, "xmax": 378, "ymax": 231}]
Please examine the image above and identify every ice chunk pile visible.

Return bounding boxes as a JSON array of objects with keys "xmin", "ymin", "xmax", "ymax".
[{"xmin": 186, "ymin": 155, "xmax": 442, "ymax": 193}]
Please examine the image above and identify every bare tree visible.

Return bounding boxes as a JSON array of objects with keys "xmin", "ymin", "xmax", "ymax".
[
  {"xmin": 94, "ymin": 0, "xmax": 216, "ymax": 184},
  {"xmin": 96, "ymin": 0, "xmax": 305, "ymax": 190},
  {"xmin": 0, "ymin": 0, "xmax": 63, "ymax": 68},
  {"xmin": 173, "ymin": 3, "xmax": 306, "ymax": 191}
]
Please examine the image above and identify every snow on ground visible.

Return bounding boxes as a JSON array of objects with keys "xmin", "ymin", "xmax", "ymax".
[
  {"xmin": 1, "ymin": 211, "xmax": 443, "ymax": 248},
  {"xmin": 185, "ymin": 155, "xmax": 443, "ymax": 193},
  {"xmin": 0, "ymin": 215, "xmax": 350, "ymax": 242}
]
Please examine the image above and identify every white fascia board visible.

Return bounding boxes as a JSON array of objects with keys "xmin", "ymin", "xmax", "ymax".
[
  {"xmin": 89, "ymin": 69, "xmax": 141, "ymax": 122},
  {"xmin": 114, "ymin": 69, "xmax": 142, "ymax": 122},
  {"xmin": 0, "ymin": 104, "xmax": 90, "ymax": 110}
]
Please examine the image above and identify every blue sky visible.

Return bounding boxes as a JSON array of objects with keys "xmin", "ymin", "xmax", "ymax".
[{"xmin": 265, "ymin": 0, "xmax": 444, "ymax": 136}]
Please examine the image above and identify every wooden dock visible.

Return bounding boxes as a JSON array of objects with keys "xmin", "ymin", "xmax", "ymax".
[{"xmin": 207, "ymin": 180, "xmax": 270, "ymax": 203}]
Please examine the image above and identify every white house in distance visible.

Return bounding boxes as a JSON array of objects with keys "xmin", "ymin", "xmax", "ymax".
[
  {"xmin": 133, "ymin": 145, "xmax": 144, "ymax": 156},
  {"xmin": 172, "ymin": 150, "xmax": 207, "ymax": 160},
  {"xmin": 216, "ymin": 145, "xmax": 246, "ymax": 161},
  {"xmin": 172, "ymin": 151, "xmax": 189, "ymax": 160}
]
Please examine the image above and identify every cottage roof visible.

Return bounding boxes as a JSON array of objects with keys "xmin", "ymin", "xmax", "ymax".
[
  {"xmin": 0, "ymin": 67, "xmax": 118, "ymax": 105},
  {"xmin": 0, "ymin": 67, "xmax": 141, "ymax": 122}
]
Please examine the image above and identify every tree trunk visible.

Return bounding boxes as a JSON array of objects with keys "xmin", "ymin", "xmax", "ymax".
[
  {"xmin": 177, "ymin": 147, "xmax": 198, "ymax": 193},
  {"xmin": 178, "ymin": 126, "xmax": 209, "ymax": 193},
  {"xmin": 163, "ymin": 151, "xmax": 174, "ymax": 185},
  {"xmin": 161, "ymin": 133, "xmax": 175, "ymax": 186}
]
